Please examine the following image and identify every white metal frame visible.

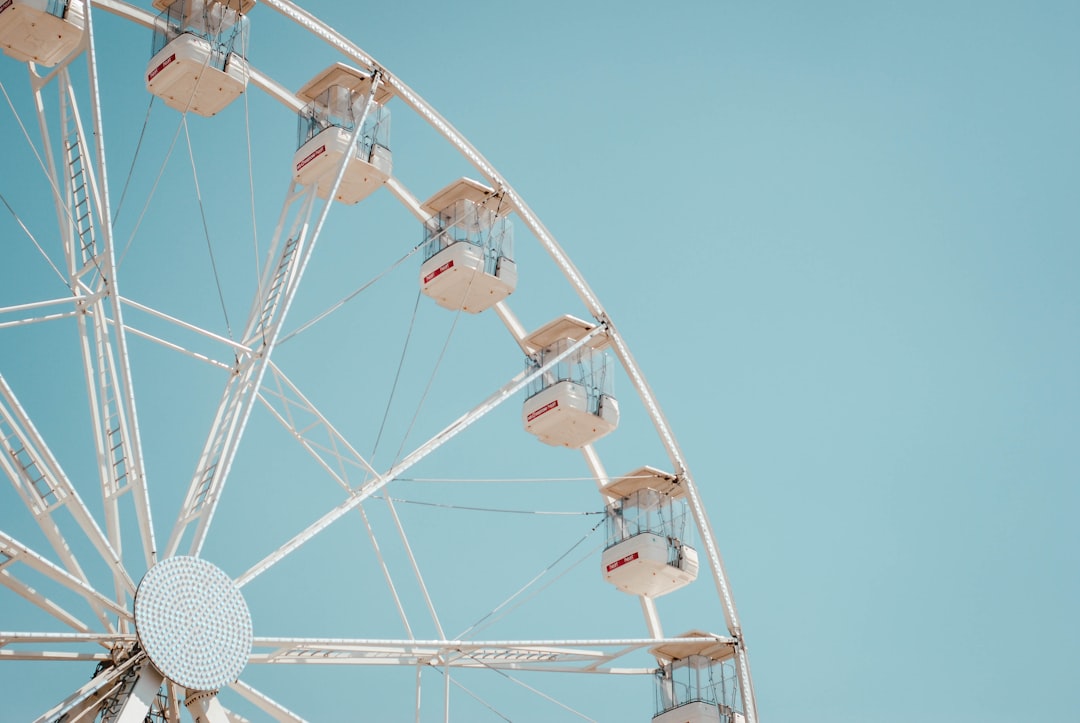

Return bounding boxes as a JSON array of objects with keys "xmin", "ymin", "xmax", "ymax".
[{"xmin": 0, "ymin": 0, "xmax": 758, "ymax": 720}]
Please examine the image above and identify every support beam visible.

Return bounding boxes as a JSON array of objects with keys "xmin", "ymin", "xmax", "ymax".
[
  {"xmin": 237, "ymin": 326, "xmax": 605, "ymax": 589},
  {"xmin": 258, "ymin": 361, "xmax": 379, "ymax": 493},
  {"xmin": 166, "ymin": 76, "xmax": 385, "ymax": 559},
  {"xmin": 165, "ymin": 180, "xmax": 320, "ymax": 559},
  {"xmin": 0, "ymin": 530, "xmax": 129, "ymax": 626},
  {"xmin": 0, "ymin": 373, "xmax": 136, "ymax": 600},
  {"xmin": 229, "ymin": 679, "xmax": 307, "ymax": 722},
  {"xmin": 103, "ymin": 661, "xmax": 164, "ymax": 723},
  {"xmin": 27, "ymin": 8, "xmax": 158, "ymax": 583},
  {"xmin": 247, "ymin": 634, "xmax": 734, "ymax": 673},
  {"xmin": 31, "ymin": 652, "xmax": 141, "ymax": 723},
  {"xmin": 0, "ymin": 570, "xmax": 92, "ymax": 633},
  {"xmin": 185, "ymin": 689, "xmax": 231, "ymax": 723}
]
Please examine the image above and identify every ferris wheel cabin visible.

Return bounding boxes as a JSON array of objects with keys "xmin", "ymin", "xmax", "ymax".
[
  {"xmin": 419, "ymin": 177, "xmax": 517, "ymax": 313},
  {"xmin": 292, "ymin": 63, "xmax": 394, "ymax": 204},
  {"xmin": 0, "ymin": 0, "xmax": 85, "ymax": 67},
  {"xmin": 145, "ymin": 0, "xmax": 253, "ymax": 117},
  {"xmin": 601, "ymin": 466, "xmax": 699, "ymax": 598},
  {"xmin": 651, "ymin": 634, "xmax": 745, "ymax": 723},
  {"xmin": 522, "ymin": 315, "xmax": 619, "ymax": 448}
]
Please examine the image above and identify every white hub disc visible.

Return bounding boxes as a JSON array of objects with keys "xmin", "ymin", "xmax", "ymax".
[{"xmin": 134, "ymin": 556, "xmax": 253, "ymax": 691}]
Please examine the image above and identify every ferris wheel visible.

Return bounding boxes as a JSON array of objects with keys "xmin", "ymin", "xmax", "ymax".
[{"xmin": 0, "ymin": 0, "xmax": 758, "ymax": 720}]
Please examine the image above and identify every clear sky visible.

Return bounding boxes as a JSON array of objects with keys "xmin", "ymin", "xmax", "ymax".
[{"xmin": 1, "ymin": 1, "xmax": 1078, "ymax": 721}]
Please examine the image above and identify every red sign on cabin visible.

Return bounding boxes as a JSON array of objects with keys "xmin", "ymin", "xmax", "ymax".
[
  {"xmin": 423, "ymin": 259, "xmax": 455, "ymax": 284},
  {"xmin": 526, "ymin": 399, "xmax": 559, "ymax": 423},
  {"xmin": 296, "ymin": 145, "xmax": 326, "ymax": 172},
  {"xmin": 147, "ymin": 54, "xmax": 176, "ymax": 82},
  {"xmin": 606, "ymin": 552, "xmax": 639, "ymax": 573}
]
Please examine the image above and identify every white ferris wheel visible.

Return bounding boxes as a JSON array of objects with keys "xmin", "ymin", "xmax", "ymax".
[{"xmin": 0, "ymin": 0, "xmax": 758, "ymax": 720}]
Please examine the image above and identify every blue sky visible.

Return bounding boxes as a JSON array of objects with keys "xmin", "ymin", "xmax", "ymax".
[{"xmin": 1, "ymin": 1, "xmax": 1078, "ymax": 721}]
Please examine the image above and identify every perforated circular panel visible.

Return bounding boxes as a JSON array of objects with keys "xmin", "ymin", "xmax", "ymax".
[{"xmin": 134, "ymin": 556, "xmax": 252, "ymax": 691}]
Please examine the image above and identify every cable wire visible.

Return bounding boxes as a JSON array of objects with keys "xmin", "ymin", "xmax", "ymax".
[
  {"xmin": 277, "ymin": 241, "xmax": 425, "ymax": 345},
  {"xmin": 400, "ymin": 475, "xmax": 609, "ymax": 484},
  {"xmin": 182, "ymin": 115, "xmax": 234, "ymax": 340},
  {"xmin": 370, "ymin": 494, "xmax": 603, "ymax": 516},
  {"xmin": 457, "ymin": 652, "xmax": 598, "ymax": 722},
  {"xmin": 110, "ymin": 95, "xmax": 155, "ymax": 227},
  {"xmin": 456, "ymin": 519, "xmax": 605, "ymax": 640},
  {"xmin": 429, "ymin": 668, "xmax": 512, "ymax": 722},
  {"xmin": 390, "ymin": 257, "xmax": 490, "ymax": 469},
  {"xmin": 370, "ymin": 289, "xmax": 421, "ymax": 462},
  {"xmin": 0, "ymin": 79, "xmax": 64, "ymax": 205},
  {"xmin": 389, "ymin": 308, "xmax": 461, "ymax": 467},
  {"xmin": 116, "ymin": 113, "xmax": 186, "ymax": 268},
  {"xmin": 0, "ymin": 191, "xmax": 71, "ymax": 292}
]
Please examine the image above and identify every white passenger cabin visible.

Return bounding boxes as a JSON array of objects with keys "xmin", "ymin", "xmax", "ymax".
[
  {"xmin": 292, "ymin": 63, "xmax": 393, "ymax": 205},
  {"xmin": 652, "ymin": 634, "xmax": 745, "ymax": 723},
  {"xmin": 419, "ymin": 177, "xmax": 516, "ymax": 313},
  {"xmin": 522, "ymin": 315, "xmax": 618, "ymax": 448},
  {"xmin": 0, "ymin": 0, "xmax": 85, "ymax": 66},
  {"xmin": 145, "ymin": 0, "xmax": 252, "ymax": 116},
  {"xmin": 601, "ymin": 466, "xmax": 698, "ymax": 598}
]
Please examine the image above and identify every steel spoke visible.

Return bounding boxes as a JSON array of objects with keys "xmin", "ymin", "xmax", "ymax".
[
  {"xmin": 0, "ymin": 373, "xmax": 136, "ymax": 599},
  {"xmin": 28, "ymin": 30, "xmax": 158, "ymax": 580},
  {"xmin": 0, "ymin": 571, "xmax": 93, "ymax": 634},
  {"xmin": 30, "ymin": 650, "xmax": 142, "ymax": 723},
  {"xmin": 229, "ymin": 679, "xmax": 308, "ymax": 722},
  {"xmin": 247, "ymin": 635, "xmax": 734, "ymax": 673},
  {"xmin": 0, "ymin": 531, "xmax": 129, "ymax": 627}
]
